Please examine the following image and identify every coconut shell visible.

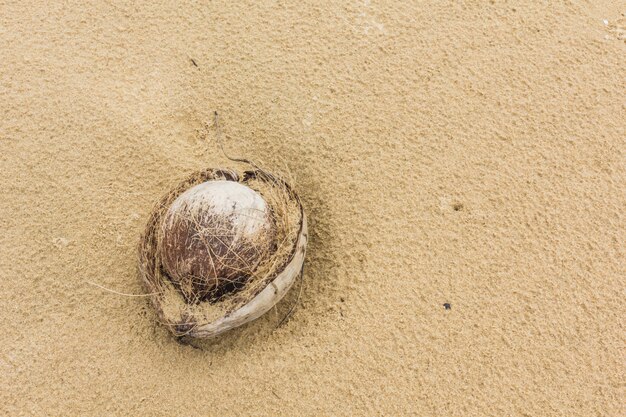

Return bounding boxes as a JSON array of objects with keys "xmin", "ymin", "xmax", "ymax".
[
  {"xmin": 160, "ymin": 180, "xmax": 277, "ymax": 303},
  {"xmin": 138, "ymin": 167, "xmax": 307, "ymax": 338}
]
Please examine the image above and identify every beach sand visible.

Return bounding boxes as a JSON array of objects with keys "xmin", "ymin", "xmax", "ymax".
[{"xmin": 1, "ymin": 1, "xmax": 624, "ymax": 415}]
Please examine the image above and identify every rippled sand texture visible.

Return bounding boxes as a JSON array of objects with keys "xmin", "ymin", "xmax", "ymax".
[{"xmin": 1, "ymin": 1, "xmax": 624, "ymax": 415}]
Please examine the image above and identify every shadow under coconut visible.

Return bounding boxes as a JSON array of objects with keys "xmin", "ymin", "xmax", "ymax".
[{"xmin": 168, "ymin": 136, "xmax": 341, "ymax": 352}]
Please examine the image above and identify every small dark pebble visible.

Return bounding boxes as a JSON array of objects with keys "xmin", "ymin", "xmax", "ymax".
[
  {"xmin": 340, "ymin": 297, "xmax": 345, "ymax": 302},
  {"xmin": 443, "ymin": 303, "xmax": 451, "ymax": 310}
]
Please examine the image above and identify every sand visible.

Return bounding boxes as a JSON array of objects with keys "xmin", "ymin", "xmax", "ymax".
[{"xmin": 1, "ymin": 1, "xmax": 624, "ymax": 415}]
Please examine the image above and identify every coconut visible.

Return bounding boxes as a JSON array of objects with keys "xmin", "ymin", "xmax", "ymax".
[{"xmin": 138, "ymin": 168, "xmax": 307, "ymax": 338}]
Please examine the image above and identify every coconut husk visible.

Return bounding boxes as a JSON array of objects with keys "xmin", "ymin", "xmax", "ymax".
[{"xmin": 138, "ymin": 167, "xmax": 307, "ymax": 338}]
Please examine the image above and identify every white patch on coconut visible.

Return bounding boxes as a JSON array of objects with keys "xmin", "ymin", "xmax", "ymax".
[{"xmin": 167, "ymin": 180, "xmax": 270, "ymax": 237}]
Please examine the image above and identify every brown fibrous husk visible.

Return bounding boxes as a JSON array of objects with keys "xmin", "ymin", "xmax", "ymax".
[{"xmin": 138, "ymin": 167, "xmax": 305, "ymax": 337}]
